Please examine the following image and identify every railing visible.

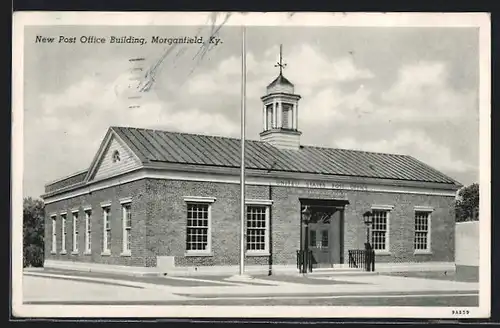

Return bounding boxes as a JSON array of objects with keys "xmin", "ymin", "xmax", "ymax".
[
  {"xmin": 348, "ymin": 249, "xmax": 375, "ymax": 272},
  {"xmin": 296, "ymin": 249, "xmax": 313, "ymax": 273}
]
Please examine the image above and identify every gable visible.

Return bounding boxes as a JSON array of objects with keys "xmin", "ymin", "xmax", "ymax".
[{"xmin": 89, "ymin": 133, "xmax": 142, "ymax": 181}]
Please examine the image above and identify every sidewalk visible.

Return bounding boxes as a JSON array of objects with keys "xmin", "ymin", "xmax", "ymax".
[
  {"xmin": 164, "ymin": 274, "xmax": 479, "ymax": 297},
  {"xmin": 22, "ymin": 268, "xmax": 479, "ymax": 304}
]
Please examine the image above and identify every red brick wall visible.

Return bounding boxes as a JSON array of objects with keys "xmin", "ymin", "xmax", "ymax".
[
  {"xmin": 334, "ymin": 188, "xmax": 455, "ymax": 263},
  {"xmin": 44, "ymin": 177, "xmax": 456, "ymax": 269},
  {"xmin": 44, "ymin": 180, "xmax": 149, "ymax": 267},
  {"xmin": 261, "ymin": 184, "xmax": 454, "ymax": 266},
  {"xmin": 144, "ymin": 179, "xmax": 455, "ymax": 267},
  {"xmin": 144, "ymin": 179, "xmax": 272, "ymax": 268}
]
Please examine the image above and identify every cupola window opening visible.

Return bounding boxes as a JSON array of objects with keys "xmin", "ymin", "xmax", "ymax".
[
  {"xmin": 282, "ymin": 103, "xmax": 293, "ymax": 130},
  {"xmin": 266, "ymin": 104, "xmax": 274, "ymax": 130}
]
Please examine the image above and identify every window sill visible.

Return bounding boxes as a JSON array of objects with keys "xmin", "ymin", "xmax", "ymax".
[
  {"xmin": 246, "ymin": 252, "xmax": 271, "ymax": 257},
  {"xmin": 184, "ymin": 252, "xmax": 213, "ymax": 257},
  {"xmin": 414, "ymin": 250, "xmax": 433, "ymax": 255},
  {"xmin": 101, "ymin": 250, "xmax": 111, "ymax": 256},
  {"xmin": 120, "ymin": 251, "xmax": 132, "ymax": 257},
  {"xmin": 374, "ymin": 251, "xmax": 391, "ymax": 256},
  {"xmin": 50, "ymin": 251, "xmax": 56, "ymax": 255},
  {"xmin": 71, "ymin": 251, "xmax": 79, "ymax": 255},
  {"xmin": 60, "ymin": 251, "xmax": 67, "ymax": 255},
  {"xmin": 84, "ymin": 251, "xmax": 92, "ymax": 256}
]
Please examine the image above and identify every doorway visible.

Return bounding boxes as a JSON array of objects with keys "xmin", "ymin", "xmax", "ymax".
[{"xmin": 300, "ymin": 199, "xmax": 347, "ymax": 268}]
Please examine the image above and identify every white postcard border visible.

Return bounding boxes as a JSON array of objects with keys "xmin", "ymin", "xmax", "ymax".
[{"xmin": 11, "ymin": 11, "xmax": 491, "ymax": 319}]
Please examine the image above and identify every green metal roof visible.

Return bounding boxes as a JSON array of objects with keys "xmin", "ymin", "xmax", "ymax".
[
  {"xmin": 44, "ymin": 126, "xmax": 461, "ymax": 194},
  {"xmin": 112, "ymin": 126, "xmax": 460, "ymax": 185}
]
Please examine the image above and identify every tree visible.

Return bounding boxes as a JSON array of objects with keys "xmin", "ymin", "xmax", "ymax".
[
  {"xmin": 23, "ymin": 197, "xmax": 45, "ymax": 267},
  {"xmin": 455, "ymin": 183, "xmax": 479, "ymax": 222}
]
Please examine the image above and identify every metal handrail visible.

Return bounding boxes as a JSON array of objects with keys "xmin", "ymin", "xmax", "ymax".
[
  {"xmin": 348, "ymin": 249, "xmax": 375, "ymax": 272},
  {"xmin": 296, "ymin": 249, "xmax": 313, "ymax": 273}
]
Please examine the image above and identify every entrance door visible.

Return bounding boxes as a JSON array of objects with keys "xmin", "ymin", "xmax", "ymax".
[
  {"xmin": 308, "ymin": 221, "xmax": 331, "ymax": 267},
  {"xmin": 304, "ymin": 205, "xmax": 343, "ymax": 268}
]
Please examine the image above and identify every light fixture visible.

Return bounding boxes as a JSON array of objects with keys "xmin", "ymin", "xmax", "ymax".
[
  {"xmin": 301, "ymin": 206, "xmax": 312, "ymax": 224},
  {"xmin": 363, "ymin": 210, "xmax": 373, "ymax": 226}
]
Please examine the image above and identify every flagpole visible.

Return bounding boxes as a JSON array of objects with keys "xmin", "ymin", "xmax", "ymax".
[{"xmin": 239, "ymin": 25, "xmax": 247, "ymax": 276}]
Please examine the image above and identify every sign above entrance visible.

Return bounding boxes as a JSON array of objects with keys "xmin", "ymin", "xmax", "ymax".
[{"xmin": 276, "ymin": 179, "xmax": 369, "ymax": 192}]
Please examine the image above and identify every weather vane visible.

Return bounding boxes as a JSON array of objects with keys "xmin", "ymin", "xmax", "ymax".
[{"xmin": 274, "ymin": 44, "xmax": 287, "ymax": 75}]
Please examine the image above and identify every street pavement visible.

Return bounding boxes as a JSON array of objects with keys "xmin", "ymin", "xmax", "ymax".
[{"xmin": 21, "ymin": 268, "xmax": 480, "ymax": 306}]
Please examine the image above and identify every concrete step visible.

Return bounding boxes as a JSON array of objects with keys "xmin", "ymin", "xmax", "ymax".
[{"xmin": 306, "ymin": 268, "xmax": 377, "ymax": 276}]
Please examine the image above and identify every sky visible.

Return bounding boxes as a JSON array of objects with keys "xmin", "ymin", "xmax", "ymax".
[{"xmin": 22, "ymin": 17, "xmax": 480, "ymax": 198}]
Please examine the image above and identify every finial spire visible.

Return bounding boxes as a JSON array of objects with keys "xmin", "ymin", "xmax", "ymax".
[{"xmin": 274, "ymin": 44, "xmax": 287, "ymax": 75}]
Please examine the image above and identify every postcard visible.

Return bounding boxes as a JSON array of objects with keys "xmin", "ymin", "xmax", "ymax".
[{"xmin": 12, "ymin": 11, "xmax": 491, "ymax": 319}]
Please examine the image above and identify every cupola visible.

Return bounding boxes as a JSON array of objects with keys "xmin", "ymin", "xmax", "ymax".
[{"xmin": 259, "ymin": 45, "xmax": 302, "ymax": 150}]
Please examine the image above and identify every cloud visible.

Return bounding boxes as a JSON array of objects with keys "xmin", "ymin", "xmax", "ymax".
[
  {"xmin": 301, "ymin": 61, "xmax": 478, "ymax": 127},
  {"xmin": 186, "ymin": 43, "xmax": 375, "ymax": 98},
  {"xmin": 300, "ymin": 85, "xmax": 374, "ymax": 126},
  {"xmin": 382, "ymin": 61, "xmax": 447, "ymax": 102},
  {"xmin": 130, "ymin": 104, "xmax": 239, "ymax": 137},
  {"xmin": 281, "ymin": 44, "xmax": 374, "ymax": 90},
  {"xmin": 24, "ymin": 61, "xmax": 239, "ymax": 196},
  {"xmin": 335, "ymin": 129, "xmax": 475, "ymax": 175},
  {"xmin": 187, "ymin": 53, "xmax": 259, "ymax": 96},
  {"xmin": 374, "ymin": 61, "xmax": 477, "ymax": 123},
  {"xmin": 37, "ymin": 63, "xmax": 239, "ymax": 134}
]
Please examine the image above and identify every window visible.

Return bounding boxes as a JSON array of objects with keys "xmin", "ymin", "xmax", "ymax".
[
  {"xmin": 72, "ymin": 211, "xmax": 79, "ymax": 253},
  {"xmin": 186, "ymin": 203, "xmax": 211, "ymax": 253},
  {"xmin": 184, "ymin": 196, "xmax": 215, "ymax": 255},
  {"xmin": 102, "ymin": 206, "xmax": 111, "ymax": 254},
  {"xmin": 309, "ymin": 229, "xmax": 316, "ymax": 247},
  {"xmin": 61, "ymin": 213, "xmax": 67, "ymax": 253},
  {"xmin": 85, "ymin": 209, "xmax": 92, "ymax": 253},
  {"xmin": 414, "ymin": 211, "xmax": 431, "ymax": 252},
  {"xmin": 321, "ymin": 230, "xmax": 329, "ymax": 248},
  {"xmin": 266, "ymin": 105, "xmax": 273, "ymax": 129},
  {"xmin": 112, "ymin": 150, "xmax": 121, "ymax": 163},
  {"xmin": 122, "ymin": 203, "xmax": 132, "ymax": 254},
  {"xmin": 246, "ymin": 205, "xmax": 270, "ymax": 253},
  {"xmin": 308, "ymin": 230, "xmax": 328, "ymax": 249},
  {"xmin": 51, "ymin": 216, "xmax": 57, "ymax": 253},
  {"xmin": 371, "ymin": 209, "xmax": 389, "ymax": 252},
  {"xmin": 282, "ymin": 103, "xmax": 293, "ymax": 129}
]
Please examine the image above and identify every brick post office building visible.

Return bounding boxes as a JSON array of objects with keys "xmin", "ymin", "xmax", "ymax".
[{"xmin": 42, "ymin": 72, "xmax": 462, "ymax": 276}]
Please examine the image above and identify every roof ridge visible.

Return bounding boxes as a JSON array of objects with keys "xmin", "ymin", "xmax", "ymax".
[
  {"xmin": 113, "ymin": 126, "xmax": 408, "ymax": 157},
  {"xmin": 300, "ymin": 143, "xmax": 409, "ymax": 157},
  {"xmin": 113, "ymin": 126, "xmax": 444, "ymax": 160},
  {"xmin": 111, "ymin": 125, "xmax": 264, "ymax": 144}
]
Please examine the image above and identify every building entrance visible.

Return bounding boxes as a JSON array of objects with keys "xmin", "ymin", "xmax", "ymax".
[{"xmin": 300, "ymin": 199, "xmax": 347, "ymax": 268}]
